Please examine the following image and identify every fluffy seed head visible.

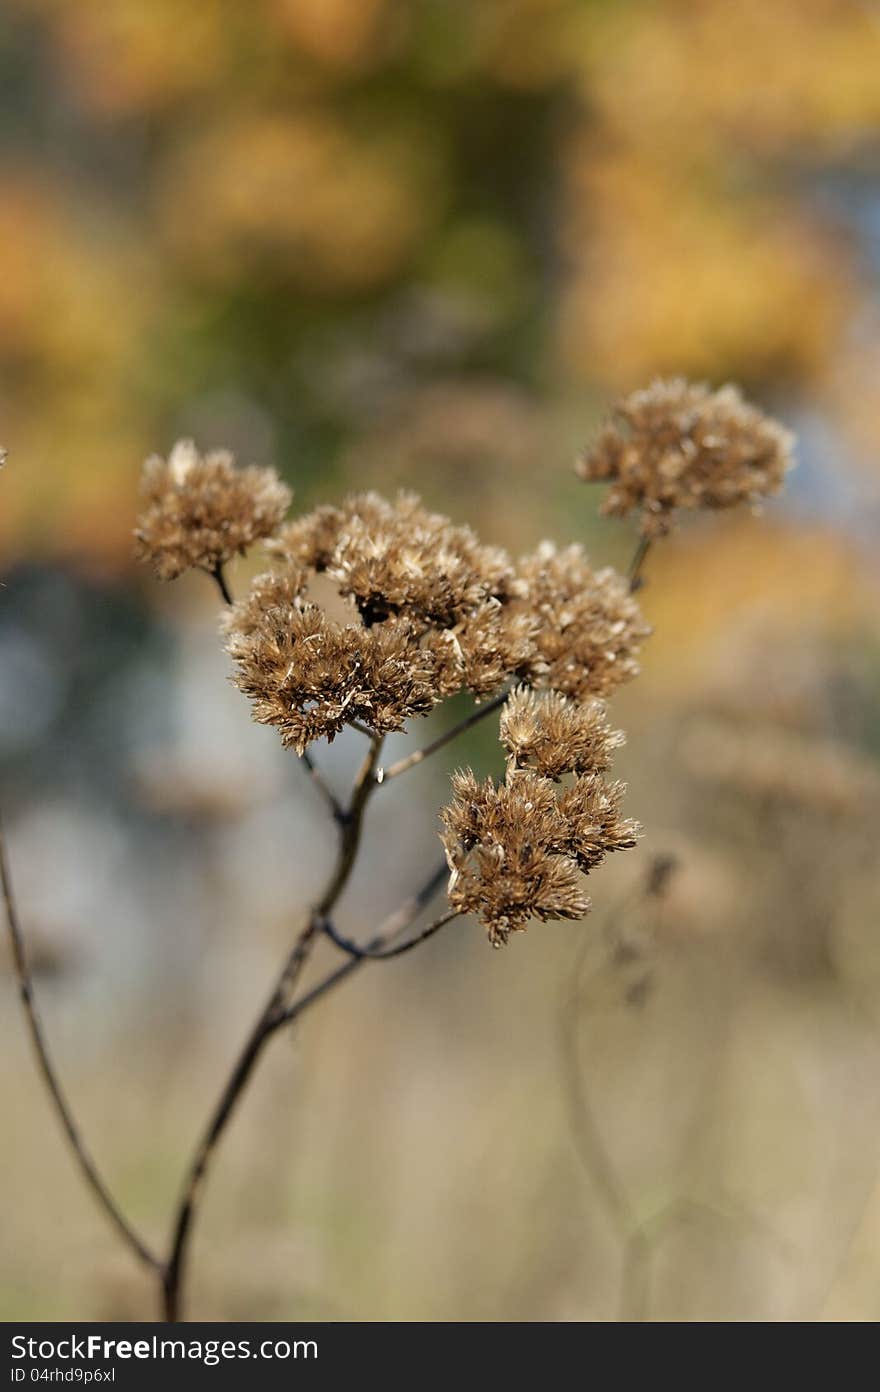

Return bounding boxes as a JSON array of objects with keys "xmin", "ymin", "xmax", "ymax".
[
  {"xmin": 271, "ymin": 490, "xmax": 517, "ymax": 631},
  {"xmin": 134, "ymin": 440, "xmax": 292, "ymax": 581},
  {"xmin": 577, "ymin": 378, "xmax": 795, "ymax": 538},
  {"xmin": 441, "ymin": 770, "xmax": 590, "ymax": 946},
  {"xmin": 500, "ymin": 686, "xmax": 625, "ymax": 780},
  {"xmin": 224, "ymin": 579, "xmax": 439, "ymax": 754},
  {"xmin": 441, "ymin": 696, "xmax": 640, "ymax": 945},
  {"xmin": 517, "ymin": 542, "xmax": 650, "ymax": 700}
]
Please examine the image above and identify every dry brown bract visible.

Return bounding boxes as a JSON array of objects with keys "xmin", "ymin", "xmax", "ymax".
[
  {"xmin": 500, "ymin": 686, "xmax": 624, "ymax": 780},
  {"xmin": 441, "ymin": 766, "xmax": 639, "ymax": 947},
  {"xmin": 442, "ymin": 690, "xmax": 639, "ymax": 945},
  {"xmin": 227, "ymin": 490, "xmax": 545, "ymax": 749},
  {"xmin": 223, "ymin": 570, "xmax": 438, "ymax": 753},
  {"xmin": 228, "ymin": 493, "xmax": 647, "ymax": 752},
  {"xmin": 577, "ymin": 378, "xmax": 794, "ymax": 538},
  {"xmin": 517, "ymin": 542, "xmax": 649, "ymax": 700},
  {"xmin": 134, "ymin": 439, "xmax": 292, "ymax": 581},
  {"xmin": 271, "ymin": 490, "xmax": 518, "ymax": 627}
]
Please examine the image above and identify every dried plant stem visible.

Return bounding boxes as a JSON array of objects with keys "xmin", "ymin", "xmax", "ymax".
[
  {"xmin": 316, "ymin": 737, "xmax": 383, "ymax": 914},
  {"xmin": 278, "ymin": 862, "xmax": 450, "ymax": 1026},
  {"xmin": 0, "ymin": 814, "xmax": 162, "ymax": 1273},
  {"xmin": 320, "ymin": 908, "xmax": 459, "ymax": 960},
  {"xmin": 300, "ymin": 750, "xmax": 344, "ymax": 822},
  {"xmin": 207, "ymin": 563, "xmax": 233, "ymax": 606},
  {"xmin": 627, "ymin": 536, "xmax": 652, "ymax": 594},
  {"xmin": 161, "ymin": 736, "xmax": 384, "ymax": 1322},
  {"xmin": 376, "ymin": 690, "xmax": 509, "ymax": 784}
]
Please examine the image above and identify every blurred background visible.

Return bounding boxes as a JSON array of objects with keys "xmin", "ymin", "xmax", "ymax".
[{"xmin": 2, "ymin": 0, "xmax": 880, "ymax": 1321}]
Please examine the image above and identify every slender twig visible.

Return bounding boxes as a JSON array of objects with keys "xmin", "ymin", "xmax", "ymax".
[
  {"xmin": 161, "ymin": 912, "xmax": 319, "ymax": 1321},
  {"xmin": 161, "ymin": 735, "xmax": 384, "ymax": 1322},
  {"xmin": 279, "ymin": 862, "xmax": 450, "ymax": 1027},
  {"xmin": 315, "ymin": 737, "xmax": 384, "ymax": 915},
  {"xmin": 0, "ymin": 814, "xmax": 162, "ymax": 1272},
  {"xmin": 375, "ymin": 691, "xmax": 508, "ymax": 785},
  {"xmin": 300, "ymin": 750, "xmax": 345, "ymax": 823},
  {"xmin": 627, "ymin": 536, "xmax": 652, "ymax": 594},
  {"xmin": 320, "ymin": 908, "xmax": 459, "ymax": 961},
  {"xmin": 205, "ymin": 563, "xmax": 233, "ymax": 606}
]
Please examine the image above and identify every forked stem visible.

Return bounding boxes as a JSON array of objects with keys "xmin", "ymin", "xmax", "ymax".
[
  {"xmin": 162, "ymin": 736, "xmax": 384, "ymax": 1321},
  {"xmin": 627, "ymin": 536, "xmax": 652, "ymax": 593},
  {"xmin": 376, "ymin": 690, "xmax": 508, "ymax": 784},
  {"xmin": 320, "ymin": 908, "xmax": 459, "ymax": 960}
]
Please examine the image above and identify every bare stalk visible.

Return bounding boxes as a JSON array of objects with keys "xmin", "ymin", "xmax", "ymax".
[
  {"xmin": 0, "ymin": 814, "xmax": 162, "ymax": 1272},
  {"xmin": 300, "ymin": 750, "xmax": 345, "ymax": 823},
  {"xmin": 206, "ymin": 563, "xmax": 233, "ymax": 606},
  {"xmin": 320, "ymin": 908, "xmax": 459, "ymax": 960},
  {"xmin": 278, "ymin": 862, "xmax": 450, "ymax": 1026},
  {"xmin": 376, "ymin": 690, "xmax": 508, "ymax": 785},
  {"xmin": 627, "ymin": 536, "xmax": 652, "ymax": 593},
  {"xmin": 161, "ymin": 735, "xmax": 384, "ymax": 1322}
]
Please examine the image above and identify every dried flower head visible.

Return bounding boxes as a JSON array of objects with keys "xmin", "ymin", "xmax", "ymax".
[
  {"xmin": 517, "ymin": 542, "xmax": 649, "ymax": 700},
  {"xmin": 224, "ymin": 572, "xmax": 439, "ymax": 754},
  {"xmin": 227, "ymin": 489, "xmax": 545, "ymax": 751},
  {"xmin": 441, "ymin": 770, "xmax": 590, "ymax": 946},
  {"xmin": 134, "ymin": 440, "xmax": 292, "ymax": 581},
  {"xmin": 271, "ymin": 490, "xmax": 516, "ymax": 631},
  {"xmin": 500, "ymin": 686, "xmax": 624, "ymax": 781},
  {"xmin": 229, "ymin": 487, "xmax": 646, "ymax": 754},
  {"xmin": 577, "ymin": 378, "xmax": 795, "ymax": 538},
  {"xmin": 441, "ymin": 688, "xmax": 639, "ymax": 946}
]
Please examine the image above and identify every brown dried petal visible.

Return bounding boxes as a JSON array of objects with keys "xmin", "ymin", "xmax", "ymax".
[
  {"xmin": 517, "ymin": 543, "xmax": 649, "ymax": 700},
  {"xmin": 134, "ymin": 440, "xmax": 291, "ymax": 580},
  {"xmin": 577, "ymin": 378, "xmax": 795, "ymax": 538}
]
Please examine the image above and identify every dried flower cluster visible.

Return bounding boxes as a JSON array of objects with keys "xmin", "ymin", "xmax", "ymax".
[
  {"xmin": 577, "ymin": 378, "xmax": 795, "ymax": 538},
  {"xmin": 499, "ymin": 686, "xmax": 624, "ymax": 780},
  {"xmin": 134, "ymin": 440, "xmax": 292, "ymax": 581},
  {"xmin": 517, "ymin": 543, "xmax": 649, "ymax": 699},
  {"xmin": 222, "ymin": 492, "xmax": 648, "ymax": 754},
  {"xmin": 442, "ymin": 689, "xmax": 639, "ymax": 945},
  {"xmin": 131, "ymin": 422, "xmax": 662, "ymax": 947}
]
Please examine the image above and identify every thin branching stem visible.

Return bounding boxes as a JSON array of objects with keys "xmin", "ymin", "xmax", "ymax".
[
  {"xmin": 320, "ymin": 908, "xmax": 459, "ymax": 960},
  {"xmin": 627, "ymin": 536, "xmax": 652, "ymax": 594},
  {"xmin": 316, "ymin": 737, "xmax": 384, "ymax": 915},
  {"xmin": 161, "ymin": 735, "xmax": 384, "ymax": 1322},
  {"xmin": 300, "ymin": 750, "xmax": 345, "ymax": 823},
  {"xmin": 278, "ymin": 862, "xmax": 450, "ymax": 1027},
  {"xmin": 208, "ymin": 563, "xmax": 233, "ymax": 606},
  {"xmin": 375, "ymin": 690, "xmax": 508, "ymax": 785},
  {"xmin": 0, "ymin": 814, "xmax": 162, "ymax": 1273}
]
